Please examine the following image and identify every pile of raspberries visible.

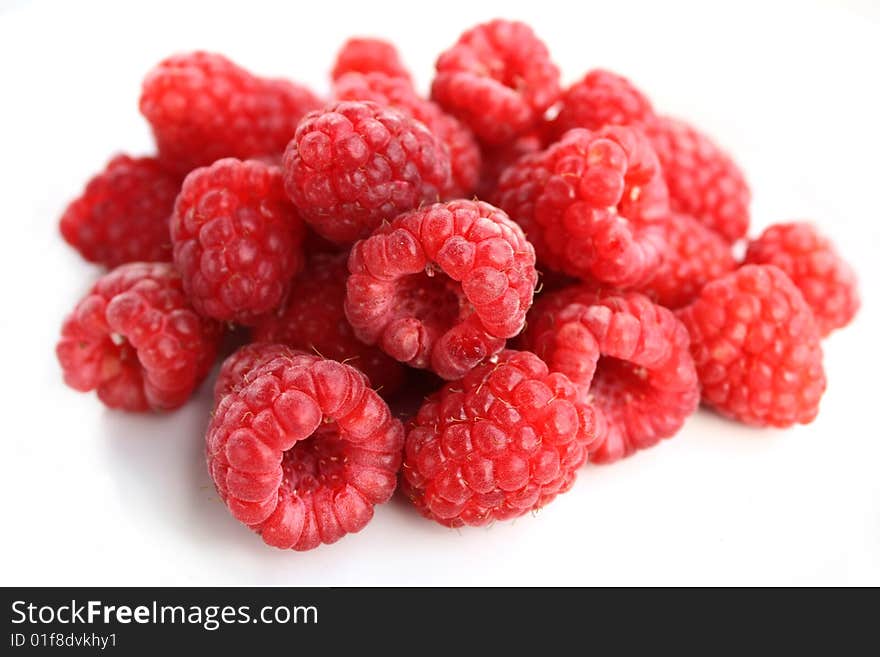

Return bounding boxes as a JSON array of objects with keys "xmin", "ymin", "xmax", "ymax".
[{"xmin": 57, "ymin": 20, "xmax": 859, "ymax": 550}]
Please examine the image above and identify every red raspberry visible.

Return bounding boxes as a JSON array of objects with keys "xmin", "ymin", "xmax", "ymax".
[
  {"xmin": 56, "ymin": 262, "xmax": 223, "ymax": 411},
  {"xmin": 637, "ymin": 212, "xmax": 736, "ymax": 309},
  {"xmin": 334, "ymin": 72, "xmax": 480, "ymax": 198},
  {"xmin": 743, "ymin": 222, "xmax": 859, "ymax": 336},
  {"xmin": 644, "ymin": 116, "xmax": 750, "ymax": 243},
  {"xmin": 401, "ymin": 350, "xmax": 602, "ymax": 527},
  {"xmin": 140, "ymin": 52, "xmax": 322, "ymax": 175},
  {"xmin": 345, "ymin": 200, "xmax": 537, "ymax": 380},
  {"xmin": 549, "ymin": 69, "xmax": 655, "ymax": 138},
  {"xmin": 252, "ymin": 253, "xmax": 407, "ymax": 396},
  {"xmin": 214, "ymin": 342, "xmax": 299, "ymax": 403},
  {"xmin": 521, "ymin": 287, "xmax": 698, "ymax": 463},
  {"xmin": 59, "ymin": 155, "xmax": 180, "ymax": 268},
  {"xmin": 493, "ymin": 126, "xmax": 669, "ymax": 287},
  {"xmin": 171, "ymin": 158, "xmax": 306, "ymax": 325},
  {"xmin": 331, "ymin": 37, "xmax": 412, "ymax": 83},
  {"xmin": 206, "ymin": 351, "xmax": 404, "ymax": 550},
  {"xmin": 677, "ymin": 265, "xmax": 826, "ymax": 427},
  {"xmin": 475, "ymin": 131, "xmax": 545, "ymax": 200},
  {"xmin": 282, "ymin": 101, "xmax": 452, "ymax": 244},
  {"xmin": 431, "ymin": 20, "xmax": 561, "ymax": 144}
]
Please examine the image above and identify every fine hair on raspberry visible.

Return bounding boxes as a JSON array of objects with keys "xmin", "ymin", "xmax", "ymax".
[
  {"xmin": 345, "ymin": 200, "xmax": 538, "ymax": 380},
  {"xmin": 520, "ymin": 287, "xmax": 699, "ymax": 464},
  {"xmin": 207, "ymin": 349, "xmax": 404, "ymax": 550},
  {"xmin": 56, "ymin": 262, "xmax": 223, "ymax": 411},
  {"xmin": 402, "ymin": 349, "xmax": 603, "ymax": 527}
]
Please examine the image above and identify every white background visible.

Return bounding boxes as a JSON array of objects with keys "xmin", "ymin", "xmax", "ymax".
[{"xmin": 1, "ymin": 0, "xmax": 878, "ymax": 586}]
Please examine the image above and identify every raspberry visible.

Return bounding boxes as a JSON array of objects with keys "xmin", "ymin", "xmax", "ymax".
[
  {"xmin": 171, "ymin": 158, "xmax": 306, "ymax": 324},
  {"xmin": 475, "ymin": 131, "xmax": 545, "ymax": 200},
  {"xmin": 743, "ymin": 222, "xmax": 859, "ymax": 336},
  {"xmin": 493, "ymin": 126, "xmax": 669, "ymax": 287},
  {"xmin": 214, "ymin": 342, "xmax": 299, "ymax": 403},
  {"xmin": 637, "ymin": 212, "xmax": 736, "ymax": 309},
  {"xmin": 677, "ymin": 264, "xmax": 826, "ymax": 427},
  {"xmin": 206, "ymin": 351, "xmax": 404, "ymax": 550},
  {"xmin": 345, "ymin": 200, "xmax": 537, "ymax": 380},
  {"xmin": 59, "ymin": 155, "xmax": 180, "ymax": 268},
  {"xmin": 140, "ymin": 52, "xmax": 322, "ymax": 175},
  {"xmin": 520, "ymin": 287, "xmax": 698, "ymax": 464},
  {"xmin": 644, "ymin": 116, "xmax": 750, "ymax": 243},
  {"xmin": 431, "ymin": 20, "xmax": 561, "ymax": 144},
  {"xmin": 333, "ymin": 72, "xmax": 480, "ymax": 197},
  {"xmin": 56, "ymin": 262, "xmax": 223, "ymax": 411},
  {"xmin": 549, "ymin": 69, "xmax": 655, "ymax": 138},
  {"xmin": 401, "ymin": 349, "xmax": 602, "ymax": 527},
  {"xmin": 252, "ymin": 253, "xmax": 407, "ymax": 396},
  {"xmin": 282, "ymin": 101, "xmax": 452, "ymax": 244},
  {"xmin": 331, "ymin": 37, "xmax": 412, "ymax": 82}
]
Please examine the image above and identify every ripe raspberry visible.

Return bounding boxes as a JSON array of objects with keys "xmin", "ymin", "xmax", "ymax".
[
  {"xmin": 252, "ymin": 253, "xmax": 407, "ymax": 396},
  {"xmin": 140, "ymin": 52, "xmax": 322, "ymax": 175},
  {"xmin": 677, "ymin": 265, "xmax": 826, "ymax": 427},
  {"xmin": 475, "ymin": 131, "xmax": 545, "ymax": 200},
  {"xmin": 334, "ymin": 72, "xmax": 480, "ymax": 197},
  {"xmin": 214, "ymin": 342, "xmax": 299, "ymax": 403},
  {"xmin": 282, "ymin": 101, "xmax": 452, "ymax": 244},
  {"xmin": 644, "ymin": 116, "xmax": 750, "ymax": 242},
  {"xmin": 743, "ymin": 222, "xmax": 859, "ymax": 336},
  {"xmin": 431, "ymin": 20, "xmax": 561, "ymax": 144},
  {"xmin": 520, "ymin": 287, "xmax": 699, "ymax": 464},
  {"xmin": 56, "ymin": 262, "xmax": 223, "ymax": 411},
  {"xmin": 345, "ymin": 200, "xmax": 537, "ymax": 380},
  {"xmin": 493, "ymin": 126, "xmax": 669, "ymax": 287},
  {"xmin": 171, "ymin": 158, "xmax": 306, "ymax": 325},
  {"xmin": 331, "ymin": 37, "xmax": 412, "ymax": 83},
  {"xmin": 401, "ymin": 349, "xmax": 602, "ymax": 527},
  {"xmin": 549, "ymin": 69, "xmax": 655, "ymax": 139},
  {"xmin": 206, "ymin": 351, "xmax": 404, "ymax": 550},
  {"xmin": 637, "ymin": 213, "xmax": 736, "ymax": 309},
  {"xmin": 59, "ymin": 155, "xmax": 180, "ymax": 268}
]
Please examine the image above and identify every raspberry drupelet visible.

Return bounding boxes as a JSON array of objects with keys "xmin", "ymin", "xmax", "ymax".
[
  {"xmin": 677, "ymin": 264, "xmax": 826, "ymax": 427},
  {"xmin": 207, "ymin": 349, "xmax": 404, "ymax": 550},
  {"xmin": 331, "ymin": 37, "xmax": 412, "ymax": 83},
  {"xmin": 520, "ymin": 287, "xmax": 699, "ymax": 464},
  {"xmin": 636, "ymin": 212, "xmax": 737, "ymax": 309},
  {"xmin": 171, "ymin": 158, "xmax": 306, "ymax": 325},
  {"xmin": 493, "ymin": 126, "xmax": 669, "ymax": 288},
  {"xmin": 56, "ymin": 262, "xmax": 223, "ymax": 411},
  {"xmin": 252, "ymin": 252, "xmax": 407, "ymax": 397},
  {"xmin": 431, "ymin": 19, "xmax": 561, "ymax": 144},
  {"xmin": 59, "ymin": 155, "xmax": 181, "ymax": 268},
  {"xmin": 743, "ymin": 222, "xmax": 859, "ymax": 336},
  {"xmin": 549, "ymin": 69, "xmax": 656, "ymax": 139},
  {"xmin": 402, "ymin": 350, "xmax": 603, "ymax": 527},
  {"xmin": 334, "ymin": 71, "xmax": 480, "ymax": 197},
  {"xmin": 344, "ymin": 200, "xmax": 538, "ymax": 380},
  {"xmin": 139, "ymin": 52, "xmax": 322, "ymax": 175},
  {"xmin": 282, "ymin": 101, "xmax": 452, "ymax": 244},
  {"xmin": 644, "ymin": 116, "xmax": 751, "ymax": 243}
]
